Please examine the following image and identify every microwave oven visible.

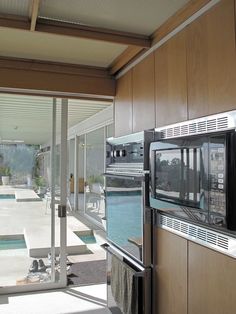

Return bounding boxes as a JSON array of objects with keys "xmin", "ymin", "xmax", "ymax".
[{"xmin": 149, "ymin": 111, "xmax": 236, "ymax": 231}]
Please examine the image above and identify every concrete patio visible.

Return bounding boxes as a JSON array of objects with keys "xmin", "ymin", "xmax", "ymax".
[{"xmin": 0, "ymin": 185, "xmax": 105, "ymax": 287}]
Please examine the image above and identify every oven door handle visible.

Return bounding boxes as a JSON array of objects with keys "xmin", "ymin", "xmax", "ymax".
[
  {"xmin": 101, "ymin": 243, "xmax": 145, "ymax": 272},
  {"xmin": 104, "ymin": 172, "xmax": 144, "ymax": 181}
]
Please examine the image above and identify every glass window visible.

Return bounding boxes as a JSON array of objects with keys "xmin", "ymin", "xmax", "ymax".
[{"xmin": 85, "ymin": 127, "xmax": 105, "ymax": 223}]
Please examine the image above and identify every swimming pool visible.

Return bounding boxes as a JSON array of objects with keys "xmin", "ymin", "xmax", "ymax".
[
  {"xmin": 74, "ymin": 231, "xmax": 97, "ymax": 244},
  {"xmin": 0, "ymin": 194, "xmax": 15, "ymax": 200},
  {"xmin": 0, "ymin": 235, "xmax": 26, "ymax": 250}
]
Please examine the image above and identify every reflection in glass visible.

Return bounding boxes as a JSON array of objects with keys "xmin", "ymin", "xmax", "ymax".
[
  {"xmin": 85, "ymin": 127, "xmax": 105, "ymax": 223},
  {"xmin": 106, "ymin": 176, "xmax": 142, "ymax": 261},
  {"xmin": 155, "ymin": 148, "xmax": 201, "ymax": 207}
]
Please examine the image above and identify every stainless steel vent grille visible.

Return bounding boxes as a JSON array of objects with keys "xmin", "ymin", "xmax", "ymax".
[
  {"xmin": 217, "ymin": 117, "xmax": 228, "ymax": 129},
  {"xmin": 156, "ymin": 112, "xmax": 234, "ymax": 139},
  {"xmin": 158, "ymin": 215, "xmax": 236, "ymax": 257}
]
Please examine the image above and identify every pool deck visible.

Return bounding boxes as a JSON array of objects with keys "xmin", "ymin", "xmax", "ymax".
[
  {"xmin": 0, "ymin": 185, "xmax": 105, "ymax": 286},
  {"xmin": 15, "ymin": 189, "xmax": 42, "ymax": 202}
]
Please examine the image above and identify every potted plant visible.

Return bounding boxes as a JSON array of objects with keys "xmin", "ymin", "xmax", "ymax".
[
  {"xmin": 0, "ymin": 166, "xmax": 11, "ymax": 185},
  {"xmin": 34, "ymin": 176, "xmax": 47, "ymax": 195}
]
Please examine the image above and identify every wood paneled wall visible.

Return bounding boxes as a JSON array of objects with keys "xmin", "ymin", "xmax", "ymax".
[
  {"xmin": 114, "ymin": 0, "xmax": 236, "ymax": 136},
  {"xmin": 132, "ymin": 53, "xmax": 155, "ymax": 132},
  {"xmin": 154, "ymin": 228, "xmax": 236, "ymax": 314}
]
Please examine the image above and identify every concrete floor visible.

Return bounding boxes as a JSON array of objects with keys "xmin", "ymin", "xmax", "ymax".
[
  {"xmin": 0, "ymin": 185, "xmax": 105, "ymax": 287},
  {"xmin": 0, "ymin": 284, "xmax": 109, "ymax": 314}
]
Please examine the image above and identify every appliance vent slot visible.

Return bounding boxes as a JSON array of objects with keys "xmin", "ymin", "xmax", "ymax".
[
  {"xmin": 207, "ymin": 119, "xmax": 217, "ymax": 131},
  {"xmin": 198, "ymin": 121, "xmax": 207, "ymax": 133},
  {"xmin": 189, "ymin": 225, "xmax": 197, "ymax": 237},
  {"xmin": 217, "ymin": 116, "xmax": 228, "ymax": 129},
  {"xmin": 160, "ymin": 215, "xmax": 166, "ymax": 225},
  {"xmin": 166, "ymin": 217, "xmax": 173, "ymax": 228},
  {"xmin": 160, "ymin": 130, "xmax": 166, "ymax": 139},
  {"xmin": 180, "ymin": 222, "xmax": 188, "ymax": 234},
  {"xmin": 197, "ymin": 228, "xmax": 207, "ymax": 241},
  {"xmin": 173, "ymin": 220, "xmax": 181, "ymax": 232},
  {"xmin": 217, "ymin": 236, "xmax": 229, "ymax": 250},
  {"xmin": 181, "ymin": 125, "xmax": 188, "ymax": 135},
  {"xmin": 159, "ymin": 214, "xmax": 233, "ymax": 256},
  {"xmin": 189, "ymin": 123, "xmax": 197, "ymax": 134},
  {"xmin": 174, "ymin": 126, "xmax": 180, "ymax": 137},
  {"xmin": 167, "ymin": 128, "xmax": 173, "ymax": 138},
  {"xmin": 206, "ymin": 232, "xmax": 217, "ymax": 246}
]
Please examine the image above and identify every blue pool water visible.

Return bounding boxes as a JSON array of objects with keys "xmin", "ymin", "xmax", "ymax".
[
  {"xmin": 74, "ymin": 232, "xmax": 97, "ymax": 244},
  {"xmin": 106, "ymin": 193, "xmax": 142, "ymax": 247},
  {"xmin": 0, "ymin": 236, "xmax": 26, "ymax": 250},
  {"xmin": 78, "ymin": 235, "xmax": 96, "ymax": 244},
  {"xmin": 0, "ymin": 194, "xmax": 15, "ymax": 200}
]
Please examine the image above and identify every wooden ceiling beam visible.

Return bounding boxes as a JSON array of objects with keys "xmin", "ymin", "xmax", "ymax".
[
  {"xmin": 151, "ymin": 0, "xmax": 212, "ymax": 45},
  {"xmin": 0, "ymin": 56, "xmax": 111, "ymax": 78},
  {"xmin": 0, "ymin": 14, "xmax": 29, "ymax": 30},
  {"xmin": 0, "ymin": 13, "xmax": 151, "ymax": 47},
  {"xmin": 109, "ymin": 46, "xmax": 146, "ymax": 75},
  {"xmin": 36, "ymin": 18, "xmax": 151, "ymax": 47},
  {"xmin": 29, "ymin": 0, "xmax": 41, "ymax": 31},
  {"xmin": 0, "ymin": 56, "xmax": 115, "ymax": 97}
]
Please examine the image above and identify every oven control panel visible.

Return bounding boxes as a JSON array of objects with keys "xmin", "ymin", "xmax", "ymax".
[
  {"xmin": 209, "ymin": 146, "xmax": 226, "ymax": 225},
  {"xmin": 106, "ymin": 142, "xmax": 144, "ymax": 166}
]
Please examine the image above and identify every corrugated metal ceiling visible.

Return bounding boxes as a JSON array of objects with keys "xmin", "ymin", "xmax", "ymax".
[{"xmin": 0, "ymin": 93, "xmax": 112, "ymax": 145}]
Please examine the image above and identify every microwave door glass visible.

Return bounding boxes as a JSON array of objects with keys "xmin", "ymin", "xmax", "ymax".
[{"xmin": 155, "ymin": 148, "xmax": 202, "ymax": 208}]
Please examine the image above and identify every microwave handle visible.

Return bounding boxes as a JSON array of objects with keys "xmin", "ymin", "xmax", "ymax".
[{"xmin": 150, "ymin": 151, "xmax": 155, "ymax": 198}]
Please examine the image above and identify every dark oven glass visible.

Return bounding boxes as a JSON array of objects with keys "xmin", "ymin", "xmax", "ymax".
[{"xmin": 105, "ymin": 175, "xmax": 143, "ymax": 262}]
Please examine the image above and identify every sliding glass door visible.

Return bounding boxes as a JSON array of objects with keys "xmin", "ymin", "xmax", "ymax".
[
  {"xmin": 0, "ymin": 94, "xmax": 68, "ymax": 294},
  {"xmin": 84, "ymin": 127, "xmax": 105, "ymax": 225}
]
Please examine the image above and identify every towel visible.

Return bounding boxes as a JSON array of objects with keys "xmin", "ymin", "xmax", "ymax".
[{"xmin": 111, "ymin": 255, "xmax": 138, "ymax": 314}]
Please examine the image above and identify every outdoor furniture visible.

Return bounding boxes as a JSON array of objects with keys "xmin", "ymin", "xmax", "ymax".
[
  {"xmin": 87, "ymin": 183, "xmax": 104, "ymax": 213},
  {"xmin": 44, "ymin": 189, "xmax": 61, "ymax": 214}
]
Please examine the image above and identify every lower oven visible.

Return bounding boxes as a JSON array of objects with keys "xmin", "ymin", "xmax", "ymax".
[
  {"xmin": 104, "ymin": 172, "xmax": 152, "ymax": 266},
  {"xmin": 102, "ymin": 243, "xmax": 151, "ymax": 314}
]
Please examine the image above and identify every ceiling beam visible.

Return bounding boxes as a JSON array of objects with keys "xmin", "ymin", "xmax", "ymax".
[
  {"xmin": 0, "ymin": 56, "xmax": 116, "ymax": 97},
  {"xmin": 36, "ymin": 18, "xmax": 151, "ymax": 47},
  {"xmin": 0, "ymin": 13, "xmax": 151, "ymax": 47},
  {"xmin": 151, "ymin": 0, "xmax": 212, "ymax": 45},
  {"xmin": 0, "ymin": 56, "xmax": 111, "ymax": 78},
  {"xmin": 109, "ymin": 46, "xmax": 146, "ymax": 75},
  {"xmin": 29, "ymin": 0, "xmax": 41, "ymax": 31}
]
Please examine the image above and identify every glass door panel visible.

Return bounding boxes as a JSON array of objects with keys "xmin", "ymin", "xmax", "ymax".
[
  {"xmin": 85, "ymin": 127, "xmax": 105, "ymax": 224},
  {"xmin": 78, "ymin": 135, "xmax": 85, "ymax": 212},
  {"xmin": 0, "ymin": 94, "xmax": 67, "ymax": 293}
]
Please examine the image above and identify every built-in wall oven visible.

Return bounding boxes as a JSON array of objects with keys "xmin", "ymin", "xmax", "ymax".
[
  {"xmin": 104, "ymin": 130, "xmax": 154, "ymax": 314},
  {"xmin": 150, "ymin": 110, "xmax": 236, "ymax": 231}
]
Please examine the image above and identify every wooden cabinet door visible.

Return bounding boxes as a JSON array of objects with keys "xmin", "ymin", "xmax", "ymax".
[
  {"xmin": 132, "ymin": 53, "xmax": 155, "ymax": 132},
  {"xmin": 114, "ymin": 70, "xmax": 133, "ymax": 137},
  {"xmin": 188, "ymin": 242, "xmax": 236, "ymax": 314},
  {"xmin": 155, "ymin": 29, "xmax": 187, "ymax": 127},
  {"xmin": 187, "ymin": 0, "xmax": 236, "ymax": 119},
  {"xmin": 153, "ymin": 228, "xmax": 188, "ymax": 314}
]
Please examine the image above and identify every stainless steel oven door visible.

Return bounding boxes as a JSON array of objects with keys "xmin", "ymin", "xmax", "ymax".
[
  {"xmin": 104, "ymin": 172, "xmax": 151, "ymax": 266},
  {"xmin": 102, "ymin": 243, "xmax": 151, "ymax": 314}
]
